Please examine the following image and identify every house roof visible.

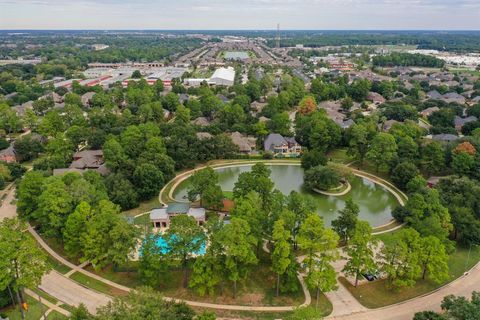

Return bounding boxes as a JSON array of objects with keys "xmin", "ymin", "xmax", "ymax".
[
  {"xmin": 432, "ymin": 134, "xmax": 460, "ymax": 142},
  {"xmin": 196, "ymin": 132, "xmax": 213, "ymax": 140},
  {"xmin": 454, "ymin": 116, "xmax": 477, "ymax": 127},
  {"xmin": 420, "ymin": 107, "xmax": 440, "ymax": 117},
  {"xmin": 191, "ymin": 117, "xmax": 211, "ymax": 126},
  {"xmin": 0, "ymin": 145, "xmax": 16, "ymax": 157},
  {"xmin": 150, "ymin": 208, "xmax": 168, "ymax": 220},
  {"xmin": 264, "ymin": 133, "xmax": 286, "ymax": 151},
  {"xmin": 187, "ymin": 207, "xmax": 206, "ymax": 219},
  {"xmin": 427, "ymin": 90, "xmax": 443, "ymax": 100},
  {"xmin": 230, "ymin": 132, "xmax": 255, "ymax": 153},
  {"xmin": 166, "ymin": 203, "xmax": 190, "ymax": 214}
]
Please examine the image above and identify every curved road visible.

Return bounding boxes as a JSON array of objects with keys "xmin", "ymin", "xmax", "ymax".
[{"xmin": 2, "ymin": 166, "xmax": 479, "ymax": 318}]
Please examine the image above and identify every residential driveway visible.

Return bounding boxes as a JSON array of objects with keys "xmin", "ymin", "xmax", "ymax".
[
  {"xmin": 39, "ymin": 271, "xmax": 111, "ymax": 314},
  {"xmin": 0, "ymin": 186, "xmax": 16, "ymax": 221}
]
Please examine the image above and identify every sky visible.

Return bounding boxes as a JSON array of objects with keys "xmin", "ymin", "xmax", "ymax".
[{"xmin": 0, "ymin": 0, "xmax": 479, "ymax": 30}]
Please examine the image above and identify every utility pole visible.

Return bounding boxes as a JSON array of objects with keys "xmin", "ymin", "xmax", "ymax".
[{"xmin": 276, "ymin": 23, "xmax": 280, "ymax": 49}]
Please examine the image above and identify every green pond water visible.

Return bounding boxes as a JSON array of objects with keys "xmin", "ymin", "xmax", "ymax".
[{"xmin": 172, "ymin": 164, "xmax": 399, "ymax": 227}]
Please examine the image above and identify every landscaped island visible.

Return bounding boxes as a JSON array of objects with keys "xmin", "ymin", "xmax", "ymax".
[{"xmin": 171, "ymin": 163, "xmax": 399, "ymax": 227}]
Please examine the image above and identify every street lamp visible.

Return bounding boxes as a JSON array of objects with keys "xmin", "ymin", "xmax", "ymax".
[{"xmin": 464, "ymin": 242, "xmax": 479, "ymax": 275}]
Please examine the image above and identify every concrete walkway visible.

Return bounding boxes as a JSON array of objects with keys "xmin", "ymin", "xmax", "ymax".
[{"xmin": 24, "ymin": 288, "xmax": 71, "ymax": 317}]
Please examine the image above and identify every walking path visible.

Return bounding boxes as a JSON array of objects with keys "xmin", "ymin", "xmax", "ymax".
[
  {"xmin": 24, "ymin": 288, "xmax": 71, "ymax": 317},
  {"xmin": 4, "ymin": 160, "xmax": 478, "ymax": 319}
]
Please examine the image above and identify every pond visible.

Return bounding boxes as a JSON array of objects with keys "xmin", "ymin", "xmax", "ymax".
[{"xmin": 172, "ymin": 164, "xmax": 399, "ymax": 227}]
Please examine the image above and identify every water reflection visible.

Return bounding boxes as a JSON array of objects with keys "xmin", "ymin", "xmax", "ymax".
[{"xmin": 173, "ymin": 165, "xmax": 398, "ymax": 227}]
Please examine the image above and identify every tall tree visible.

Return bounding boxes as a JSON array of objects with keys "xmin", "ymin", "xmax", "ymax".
[
  {"xmin": 332, "ymin": 199, "xmax": 360, "ymax": 244},
  {"xmin": 366, "ymin": 132, "xmax": 398, "ymax": 172},
  {"xmin": 217, "ymin": 217, "xmax": 258, "ymax": 298},
  {"xmin": 298, "ymin": 213, "xmax": 339, "ymax": 306},
  {"xmin": 166, "ymin": 215, "xmax": 205, "ymax": 288},
  {"xmin": 271, "ymin": 219, "xmax": 292, "ymax": 296},
  {"xmin": 139, "ymin": 233, "xmax": 169, "ymax": 288},
  {"xmin": 0, "ymin": 218, "xmax": 50, "ymax": 320},
  {"xmin": 343, "ymin": 221, "xmax": 377, "ymax": 287},
  {"xmin": 418, "ymin": 236, "xmax": 449, "ymax": 283},
  {"xmin": 63, "ymin": 202, "xmax": 91, "ymax": 258}
]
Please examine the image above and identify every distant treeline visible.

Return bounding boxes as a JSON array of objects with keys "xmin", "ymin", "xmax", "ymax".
[
  {"xmin": 372, "ymin": 53, "xmax": 445, "ymax": 68},
  {"xmin": 265, "ymin": 32, "xmax": 480, "ymax": 52}
]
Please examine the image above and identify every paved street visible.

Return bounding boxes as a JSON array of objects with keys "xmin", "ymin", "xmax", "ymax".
[{"xmin": 329, "ymin": 263, "xmax": 480, "ymax": 320}]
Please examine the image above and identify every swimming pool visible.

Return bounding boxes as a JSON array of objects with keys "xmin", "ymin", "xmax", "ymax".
[{"xmin": 145, "ymin": 235, "xmax": 207, "ymax": 255}]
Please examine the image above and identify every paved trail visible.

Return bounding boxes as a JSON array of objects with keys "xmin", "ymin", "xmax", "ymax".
[{"xmin": 0, "ymin": 186, "xmax": 16, "ymax": 221}]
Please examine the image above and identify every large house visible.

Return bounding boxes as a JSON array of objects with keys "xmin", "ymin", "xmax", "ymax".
[
  {"xmin": 264, "ymin": 133, "xmax": 301, "ymax": 157},
  {"xmin": 150, "ymin": 203, "xmax": 206, "ymax": 229},
  {"xmin": 0, "ymin": 145, "xmax": 17, "ymax": 163},
  {"xmin": 53, "ymin": 150, "xmax": 109, "ymax": 176}
]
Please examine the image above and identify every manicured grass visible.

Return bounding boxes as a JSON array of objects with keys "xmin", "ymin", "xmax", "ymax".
[
  {"xmin": 158, "ymin": 251, "xmax": 306, "ymax": 307},
  {"xmin": 69, "ymin": 272, "xmax": 128, "ymax": 297},
  {"xmin": 46, "ymin": 254, "xmax": 72, "ymax": 274},
  {"xmin": 340, "ymin": 244, "xmax": 480, "ymax": 308},
  {"xmin": 43, "ymin": 237, "xmax": 80, "ymax": 265},
  {"xmin": 327, "ymin": 148, "xmax": 353, "ymax": 164},
  {"xmin": 85, "ymin": 263, "xmax": 142, "ymax": 289},
  {"xmin": 308, "ymin": 289, "xmax": 333, "ymax": 316},
  {"xmin": 59, "ymin": 303, "xmax": 76, "ymax": 314},
  {"xmin": 122, "ymin": 197, "xmax": 161, "ymax": 218},
  {"xmin": 31, "ymin": 288, "xmax": 58, "ymax": 304},
  {"xmin": 1, "ymin": 296, "xmax": 49, "ymax": 320},
  {"xmin": 46, "ymin": 310, "xmax": 68, "ymax": 319}
]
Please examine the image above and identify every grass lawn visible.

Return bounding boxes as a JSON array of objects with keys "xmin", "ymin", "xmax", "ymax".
[
  {"xmin": 43, "ymin": 237, "xmax": 80, "ymax": 265},
  {"xmin": 69, "ymin": 272, "xmax": 128, "ymax": 297},
  {"xmin": 59, "ymin": 304, "xmax": 76, "ymax": 314},
  {"xmin": 327, "ymin": 148, "xmax": 354, "ymax": 164},
  {"xmin": 158, "ymin": 251, "xmax": 306, "ymax": 307},
  {"xmin": 340, "ymin": 244, "xmax": 480, "ymax": 308},
  {"xmin": 30, "ymin": 288, "xmax": 58, "ymax": 304},
  {"xmin": 122, "ymin": 197, "xmax": 161, "ymax": 218},
  {"xmin": 1, "ymin": 296, "xmax": 49, "ymax": 320},
  {"xmin": 90, "ymin": 250, "xmax": 307, "ymax": 307},
  {"xmin": 85, "ymin": 263, "xmax": 142, "ymax": 289},
  {"xmin": 46, "ymin": 310, "xmax": 68, "ymax": 319},
  {"xmin": 46, "ymin": 253, "xmax": 72, "ymax": 275}
]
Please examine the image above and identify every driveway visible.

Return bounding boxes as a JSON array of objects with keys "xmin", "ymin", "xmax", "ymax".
[{"xmin": 0, "ymin": 186, "xmax": 16, "ymax": 221}]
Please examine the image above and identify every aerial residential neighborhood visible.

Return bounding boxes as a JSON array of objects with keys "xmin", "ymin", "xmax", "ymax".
[{"xmin": 0, "ymin": 2, "xmax": 480, "ymax": 320}]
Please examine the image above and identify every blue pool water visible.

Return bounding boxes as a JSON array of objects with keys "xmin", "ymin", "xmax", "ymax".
[{"xmin": 153, "ymin": 235, "xmax": 207, "ymax": 255}]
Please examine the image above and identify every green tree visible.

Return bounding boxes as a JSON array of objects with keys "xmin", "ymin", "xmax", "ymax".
[
  {"xmin": 366, "ymin": 132, "xmax": 397, "ymax": 172},
  {"xmin": 63, "ymin": 202, "xmax": 91, "ymax": 258},
  {"xmin": 187, "ymin": 167, "xmax": 219, "ymax": 206},
  {"xmin": 391, "ymin": 162, "xmax": 420, "ymax": 190},
  {"xmin": 301, "ymin": 149, "xmax": 327, "ymax": 170},
  {"xmin": 166, "ymin": 215, "xmax": 205, "ymax": 288},
  {"xmin": 378, "ymin": 228, "xmax": 422, "ymax": 289},
  {"xmin": 133, "ymin": 163, "xmax": 165, "ymax": 200},
  {"xmin": 343, "ymin": 221, "xmax": 377, "ymax": 287},
  {"xmin": 418, "ymin": 236, "xmax": 449, "ymax": 283},
  {"xmin": 105, "ymin": 173, "xmax": 139, "ymax": 210},
  {"xmin": 233, "ymin": 163, "xmax": 274, "ymax": 210},
  {"xmin": 95, "ymin": 287, "xmax": 196, "ymax": 320},
  {"xmin": 0, "ymin": 218, "xmax": 50, "ymax": 320},
  {"xmin": 16, "ymin": 171, "xmax": 45, "ymax": 219},
  {"xmin": 304, "ymin": 165, "xmax": 341, "ymax": 191},
  {"xmin": 347, "ymin": 124, "xmax": 370, "ymax": 164},
  {"xmin": 272, "ymin": 219, "xmax": 293, "ymax": 296},
  {"xmin": 298, "ymin": 214, "xmax": 339, "ymax": 285},
  {"xmin": 139, "ymin": 233, "xmax": 169, "ymax": 288},
  {"xmin": 332, "ymin": 199, "xmax": 360, "ymax": 244},
  {"xmin": 217, "ymin": 217, "xmax": 258, "ymax": 298},
  {"xmin": 451, "ymin": 151, "xmax": 475, "ymax": 176},
  {"xmin": 189, "ymin": 253, "xmax": 222, "ymax": 297}
]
